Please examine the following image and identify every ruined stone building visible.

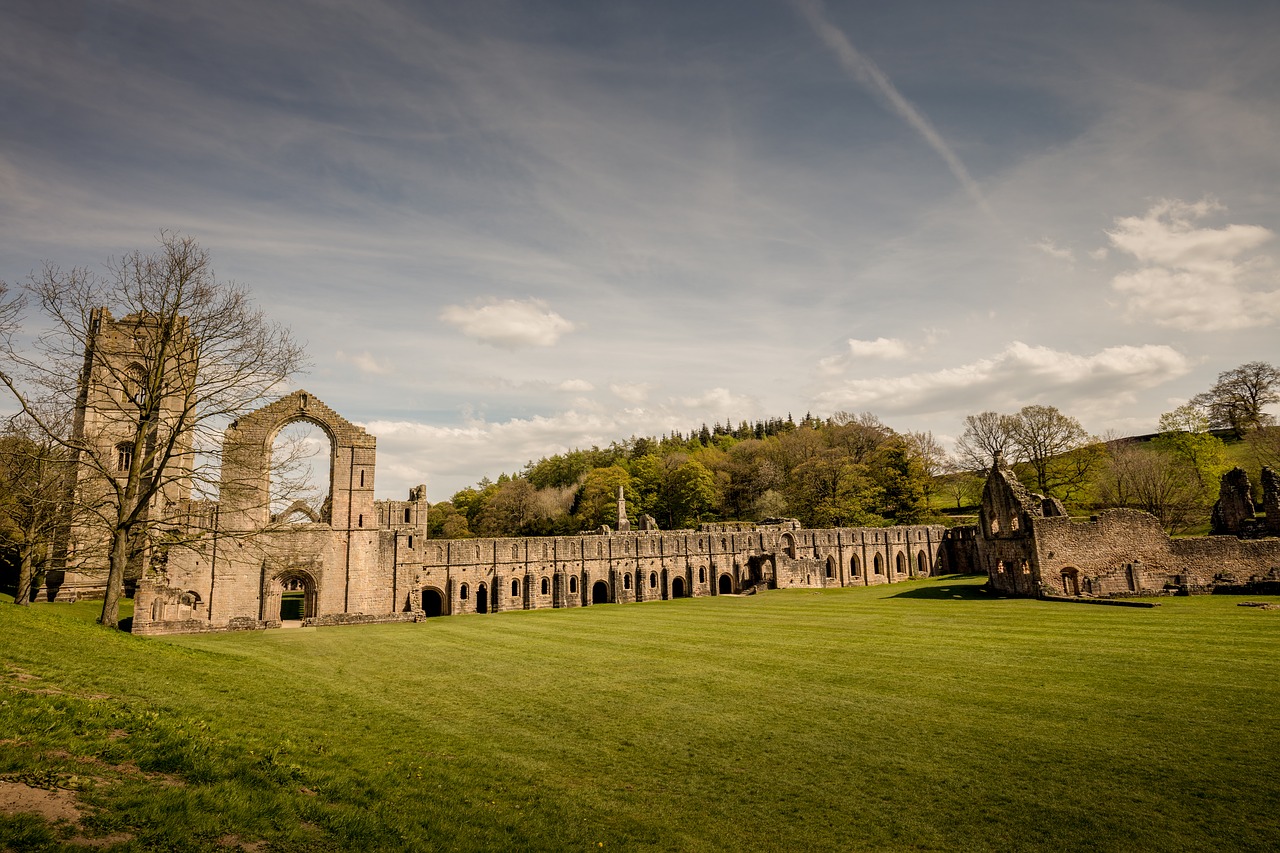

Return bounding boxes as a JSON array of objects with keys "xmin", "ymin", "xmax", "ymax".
[
  {"xmin": 977, "ymin": 458, "xmax": 1280, "ymax": 598},
  {"xmin": 128, "ymin": 389, "xmax": 961, "ymax": 635},
  {"xmin": 43, "ymin": 317, "xmax": 1280, "ymax": 632},
  {"xmin": 41, "ymin": 308, "xmax": 196, "ymax": 602}
]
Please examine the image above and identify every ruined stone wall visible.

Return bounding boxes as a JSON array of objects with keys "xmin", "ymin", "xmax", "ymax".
[
  {"xmin": 137, "ymin": 521, "xmax": 950, "ymax": 634},
  {"xmin": 1030, "ymin": 510, "xmax": 1280, "ymax": 596}
]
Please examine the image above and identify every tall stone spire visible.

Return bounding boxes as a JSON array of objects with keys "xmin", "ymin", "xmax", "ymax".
[{"xmin": 616, "ymin": 485, "xmax": 630, "ymax": 532}]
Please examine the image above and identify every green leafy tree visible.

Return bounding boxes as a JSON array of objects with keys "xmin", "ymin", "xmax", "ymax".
[
  {"xmin": 873, "ymin": 438, "xmax": 928, "ymax": 523},
  {"xmin": 1192, "ymin": 361, "xmax": 1280, "ymax": 437},
  {"xmin": 572, "ymin": 465, "xmax": 635, "ymax": 530}
]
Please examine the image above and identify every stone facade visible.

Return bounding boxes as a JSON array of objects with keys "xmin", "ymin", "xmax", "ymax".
[
  {"xmin": 131, "ymin": 391, "xmax": 960, "ymax": 635},
  {"xmin": 40, "ymin": 308, "xmax": 196, "ymax": 602},
  {"xmin": 977, "ymin": 460, "xmax": 1280, "ymax": 598}
]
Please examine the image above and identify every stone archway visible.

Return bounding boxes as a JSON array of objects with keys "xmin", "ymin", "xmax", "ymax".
[
  {"xmin": 476, "ymin": 582, "xmax": 489, "ymax": 614},
  {"xmin": 591, "ymin": 580, "xmax": 610, "ymax": 604},
  {"xmin": 718, "ymin": 574, "xmax": 733, "ymax": 594},
  {"xmin": 421, "ymin": 587, "xmax": 445, "ymax": 617},
  {"xmin": 268, "ymin": 570, "xmax": 317, "ymax": 624},
  {"xmin": 1061, "ymin": 567, "xmax": 1080, "ymax": 596},
  {"xmin": 671, "ymin": 576, "xmax": 686, "ymax": 598}
]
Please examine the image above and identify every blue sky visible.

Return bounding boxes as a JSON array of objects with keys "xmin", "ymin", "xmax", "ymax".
[{"xmin": 3, "ymin": 0, "xmax": 1279, "ymax": 499}]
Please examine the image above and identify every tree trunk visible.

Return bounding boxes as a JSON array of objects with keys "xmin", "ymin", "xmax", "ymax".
[
  {"xmin": 99, "ymin": 525, "xmax": 129, "ymax": 628},
  {"xmin": 15, "ymin": 547, "xmax": 33, "ymax": 606}
]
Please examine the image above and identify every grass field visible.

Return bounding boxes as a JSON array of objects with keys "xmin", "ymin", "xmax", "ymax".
[{"xmin": 2, "ymin": 576, "xmax": 1279, "ymax": 852}]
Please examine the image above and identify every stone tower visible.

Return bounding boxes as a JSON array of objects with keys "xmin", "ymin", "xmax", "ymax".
[{"xmin": 42, "ymin": 308, "xmax": 197, "ymax": 601}]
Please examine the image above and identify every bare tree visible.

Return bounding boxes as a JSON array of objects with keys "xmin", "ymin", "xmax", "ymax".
[
  {"xmin": 1192, "ymin": 361, "xmax": 1280, "ymax": 437},
  {"xmin": 1097, "ymin": 439, "xmax": 1206, "ymax": 534},
  {"xmin": 1008, "ymin": 405, "xmax": 1092, "ymax": 497},
  {"xmin": 955, "ymin": 411, "xmax": 1016, "ymax": 471},
  {"xmin": 0, "ymin": 233, "xmax": 305, "ymax": 628}
]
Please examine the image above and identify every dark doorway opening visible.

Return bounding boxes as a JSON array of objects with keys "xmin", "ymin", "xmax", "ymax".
[
  {"xmin": 591, "ymin": 581, "xmax": 609, "ymax": 604},
  {"xmin": 718, "ymin": 574, "xmax": 733, "ymax": 594},
  {"xmin": 422, "ymin": 588, "xmax": 444, "ymax": 617},
  {"xmin": 671, "ymin": 577, "xmax": 686, "ymax": 598},
  {"xmin": 476, "ymin": 583, "xmax": 489, "ymax": 614}
]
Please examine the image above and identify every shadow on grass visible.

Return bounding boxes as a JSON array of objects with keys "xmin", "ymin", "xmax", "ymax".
[{"xmin": 888, "ymin": 576, "xmax": 1003, "ymax": 602}]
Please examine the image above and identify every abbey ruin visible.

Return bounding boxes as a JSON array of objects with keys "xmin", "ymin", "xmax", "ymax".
[{"xmin": 39, "ymin": 311, "xmax": 1280, "ymax": 634}]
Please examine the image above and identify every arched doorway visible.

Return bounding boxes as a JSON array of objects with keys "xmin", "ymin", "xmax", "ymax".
[
  {"xmin": 718, "ymin": 574, "xmax": 733, "ymax": 594},
  {"xmin": 896, "ymin": 552, "xmax": 908, "ymax": 575},
  {"xmin": 273, "ymin": 571, "xmax": 316, "ymax": 623},
  {"xmin": 591, "ymin": 581, "xmax": 609, "ymax": 604},
  {"xmin": 476, "ymin": 583, "xmax": 489, "ymax": 614},
  {"xmin": 671, "ymin": 577, "xmax": 686, "ymax": 598},
  {"xmin": 825, "ymin": 556, "xmax": 836, "ymax": 579},
  {"xmin": 421, "ymin": 588, "xmax": 444, "ymax": 617},
  {"xmin": 1061, "ymin": 567, "xmax": 1080, "ymax": 596},
  {"xmin": 917, "ymin": 551, "xmax": 928, "ymax": 576}
]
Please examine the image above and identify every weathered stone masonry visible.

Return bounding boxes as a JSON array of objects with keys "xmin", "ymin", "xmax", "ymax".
[
  {"xmin": 131, "ymin": 390, "xmax": 959, "ymax": 635},
  {"xmin": 978, "ymin": 459, "xmax": 1280, "ymax": 598}
]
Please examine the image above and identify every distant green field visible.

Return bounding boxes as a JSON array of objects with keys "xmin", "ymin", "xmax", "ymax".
[{"xmin": 3, "ymin": 578, "xmax": 1278, "ymax": 852}]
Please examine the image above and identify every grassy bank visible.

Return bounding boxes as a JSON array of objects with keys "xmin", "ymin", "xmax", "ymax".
[{"xmin": 2, "ymin": 577, "xmax": 1278, "ymax": 851}]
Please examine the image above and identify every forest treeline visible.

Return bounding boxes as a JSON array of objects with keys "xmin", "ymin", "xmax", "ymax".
[{"xmin": 429, "ymin": 362, "xmax": 1280, "ymax": 540}]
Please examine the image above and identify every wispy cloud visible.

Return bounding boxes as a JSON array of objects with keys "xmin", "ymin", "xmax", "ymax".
[
  {"xmin": 789, "ymin": 0, "xmax": 994, "ymax": 219},
  {"xmin": 1034, "ymin": 238, "xmax": 1074, "ymax": 262},
  {"xmin": 1107, "ymin": 198, "xmax": 1280, "ymax": 330},
  {"xmin": 814, "ymin": 341, "xmax": 1191, "ymax": 417},
  {"xmin": 439, "ymin": 298, "xmax": 575, "ymax": 348},
  {"xmin": 335, "ymin": 349, "xmax": 391, "ymax": 375}
]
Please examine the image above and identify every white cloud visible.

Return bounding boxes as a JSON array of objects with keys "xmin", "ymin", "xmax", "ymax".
[
  {"xmin": 814, "ymin": 341, "xmax": 1192, "ymax": 416},
  {"xmin": 439, "ymin": 298, "xmax": 575, "ymax": 348},
  {"xmin": 1107, "ymin": 199, "xmax": 1280, "ymax": 330},
  {"xmin": 1088, "ymin": 247, "xmax": 1109, "ymax": 261},
  {"xmin": 557, "ymin": 378, "xmax": 594, "ymax": 392},
  {"xmin": 610, "ymin": 382, "xmax": 653, "ymax": 403},
  {"xmin": 846, "ymin": 337, "xmax": 910, "ymax": 359},
  {"xmin": 679, "ymin": 387, "xmax": 758, "ymax": 412},
  {"xmin": 335, "ymin": 349, "xmax": 391, "ymax": 375},
  {"xmin": 819, "ymin": 336, "xmax": 913, "ymax": 375},
  {"xmin": 1034, "ymin": 238, "xmax": 1074, "ymax": 262}
]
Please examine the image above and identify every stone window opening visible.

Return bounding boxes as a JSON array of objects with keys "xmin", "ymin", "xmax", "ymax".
[
  {"xmin": 460, "ymin": 583, "xmax": 469, "ymax": 600},
  {"xmin": 270, "ymin": 419, "xmax": 333, "ymax": 525},
  {"xmin": 512, "ymin": 543, "xmax": 519, "ymax": 559},
  {"xmin": 699, "ymin": 567, "xmax": 706, "ymax": 583},
  {"xmin": 874, "ymin": 554, "xmax": 884, "ymax": 575},
  {"xmin": 851, "ymin": 555, "xmax": 861, "ymax": 577},
  {"xmin": 116, "ymin": 443, "xmax": 133, "ymax": 473},
  {"xmin": 649, "ymin": 572, "xmax": 657, "ymax": 589},
  {"xmin": 404, "ymin": 507, "xmax": 411, "ymax": 523},
  {"xmin": 1010, "ymin": 516, "xmax": 1019, "ymax": 532},
  {"xmin": 541, "ymin": 577, "xmax": 549, "ymax": 595},
  {"xmin": 360, "ymin": 470, "xmax": 365, "ymax": 487},
  {"xmin": 624, "ymin": 573, "xmax": 632, "ymax": 590},
  {"xmin": 569, "ymin": 576, "xmax": 578, "ymax": 594},
  {"xmin": 990, "ymin": 518, "xmax": 1001, "ymax": 535},
  {"xmin": 358, "ymin": 514, "xmax": 363, "ymax": 528},
  {"xmin": 407, "ymin": 535, "xmax": 414, "ymax": 549},
  {"xmin": 511, "ymin": 579, "xmax": 519, "ymax": 597}
]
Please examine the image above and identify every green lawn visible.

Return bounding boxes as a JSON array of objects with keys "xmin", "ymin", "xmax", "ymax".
[{"xmin": 2, "ymin": 577, "xmax": 1278, "ymax": 852}]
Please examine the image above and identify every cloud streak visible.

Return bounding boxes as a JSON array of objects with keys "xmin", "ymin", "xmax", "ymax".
[
  {"xmin": 789, "ymin": 0, "xmax": 994, "ymax": 219},
  {"xmin": 814, "ymin": 341, "xmax": 1192, "ymax": 417}
]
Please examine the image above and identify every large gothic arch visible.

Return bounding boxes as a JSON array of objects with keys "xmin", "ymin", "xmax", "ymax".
[{"xmin": 218, "ymin": 390, "xmax": 377, "ymax": 532}]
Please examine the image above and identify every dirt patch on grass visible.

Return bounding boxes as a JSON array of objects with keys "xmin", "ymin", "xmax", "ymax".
[{"xmin": 0, "ymin": 779, "xmax": 83, "ymax": 822}]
